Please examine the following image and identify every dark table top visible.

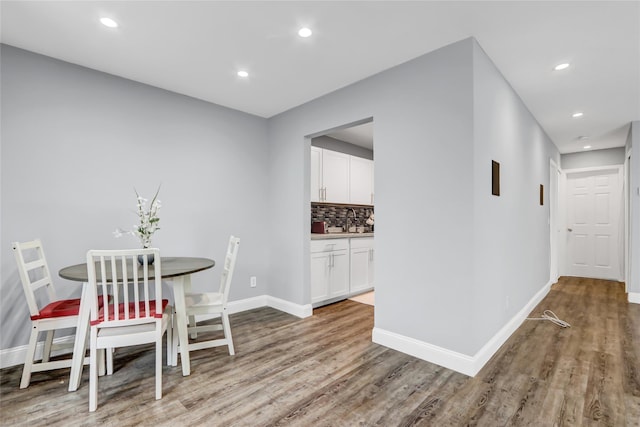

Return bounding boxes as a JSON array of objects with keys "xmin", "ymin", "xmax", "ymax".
[{"xmin": 59, "ymin": 256, "xmax": 215, "ymax": 282}]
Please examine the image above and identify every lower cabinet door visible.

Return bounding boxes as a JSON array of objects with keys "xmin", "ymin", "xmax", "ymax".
[
  {"xmin": 350, "ymin": 247, "xmax": 371, "ymax": 294},
  {"xmin": 310, "ymin": 252, "xmax": 330, "ymax": 303},
  {"xmin": 329, "ymin": 250, "xmax": 349, "ymax": 298},
  {"xmin": 311, "ymin": 238, "xmax": 373, "ymax": 306}
]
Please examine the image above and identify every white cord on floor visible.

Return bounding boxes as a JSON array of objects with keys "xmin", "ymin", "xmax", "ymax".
[{"xmin": 526, "ymin": 310, "xmax": 571, "ymax": 328}]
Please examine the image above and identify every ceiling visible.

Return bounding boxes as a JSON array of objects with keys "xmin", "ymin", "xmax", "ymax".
[
  {"xmin": 1, "ymin": 1, "xmax": 638, "ymax": 154},
  {"xmin": 326, "ymin": 122, "xmax": 374, "ymax": 151}
]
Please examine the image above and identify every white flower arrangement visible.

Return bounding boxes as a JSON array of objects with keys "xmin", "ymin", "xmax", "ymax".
[{"xmin": 114, "ymin": 187, "xmax": 161, "ymax": 248}]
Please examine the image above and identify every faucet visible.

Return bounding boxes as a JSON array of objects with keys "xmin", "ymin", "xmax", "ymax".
[{"xmin": 346, "ymin": 208, "xmax": 357, "ymax": 232}]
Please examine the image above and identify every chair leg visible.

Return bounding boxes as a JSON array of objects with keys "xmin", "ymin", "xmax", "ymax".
[
  {"xmin": 97, "ymin": 348, "xmax": 106, "ymax": 376},
  {"xmin": 89, "ymin": 331, "xmax": 98, "ymax": 412},
  {"xmin": 156, "ymin": 331, "xmax": 162, "ymax": 400},
  {"xmin": 106, "ymin": 348, "xmax": 114, "ymax": 375},
  {"xmin": 166, "ymin": 314, "xmax": 173, "ymax": 366},
  {"xmin": 171, "ymin": 310, "xmax": 179, "ymax": 367},
  {"xmin": 42, "ymin": 330, "xmax": 54, "ymax": 363},
  {"xmin": 188, "ymin": 315, "xmax": 197, "ymax": 339},
  {"xmin": 20, "ymin": 325, "xmax": 39, "ymax": 389},
  {"xmin": 222, "ymin": 312, "xmax": 235, "ymax": 356}
]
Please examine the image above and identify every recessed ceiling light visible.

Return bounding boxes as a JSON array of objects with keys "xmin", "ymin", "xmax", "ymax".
[
  {"xmin": 583, "ymin": 145, "xmax": 592, "ymax": 150},
  {"xmin": 572, "ymin": 112, "xmax": 584, "ymax": 118},
  {"xmin": 554, "ymin": 63, "xmax": 570, "ymax": 71},
  {"xmin": 298, "ymin": 27, "xmax": 312, "ymax": 38},
  {"xmin": 237, "ymin": 70, "xmax": 249, "ymax": 78},
  {"xmin": 100, "ymin": 17, "xmax": 118, "ymax": 28},
  {"xmin": 578, "ymin": 135, "xmax": 590, "ymax": 140}
]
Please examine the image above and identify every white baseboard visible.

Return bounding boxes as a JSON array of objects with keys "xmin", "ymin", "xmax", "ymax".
[
  {"xmin": 0, "ymin": 335, "xmax": 75, "ymax": 370},
  {"xmin": 189, "ymin": 294, "xmax": 312, "ymax": 326},
  {"xmin": 372, "ymin": 328, "xmax": 476, "ymax": 376},
  {"xmin": 228, "ymin": 294, "xmax": 312, "ymax": 318},
  {"xmin": 471, "ymin": 279, "xmax": 552, "ymax": 374},
  {"xmin": 629, "ymin": 292, "xmax": 640, "ymax": 304},
  {"xmin": 373, "ymin": 280, "xmax": 553, "ymax": 377},
  {"xmin": 266, "ymin": 295, "xmax": 313, "ymax": 318},
  {"xmin": 228, "ymin": 295, "xmax": 268, "ymax": 314}
]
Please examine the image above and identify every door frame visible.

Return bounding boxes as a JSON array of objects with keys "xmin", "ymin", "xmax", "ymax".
[
  {"xmin": 559, "ymin": 165, "xmax": 624, "ymax": 282},
  {"xmin": 549, "ymin": 159, "xmax": 560, "ymax": 283},
  {"xmin": 625, "ymin": 149, "xmax": 632, "ymax": 291}
]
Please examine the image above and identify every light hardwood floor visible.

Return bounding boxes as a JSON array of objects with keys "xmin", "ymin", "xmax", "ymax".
[{"xmin": 1, "ymin": 276, "xmax": 639, "ymax": 426}]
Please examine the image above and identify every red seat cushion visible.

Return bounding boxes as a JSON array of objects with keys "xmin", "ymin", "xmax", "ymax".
[
  {"xmin": 31, "ymin": 298, "xmax": 81, "ymax": 320},
  {"xmin": 90, "ymin": 299, "xmax": 169, "ymax": 326},
  {"xmin": 32, "ymin": 296, "xmax": 105, "ymax": 321}
]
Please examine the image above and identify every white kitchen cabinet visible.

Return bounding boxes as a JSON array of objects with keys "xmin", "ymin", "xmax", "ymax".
[
  {"xmin": 321, "ymin": 149, "xmax": 350, "ymax": 204},
  {"xmin": 310, "ymin": 239, "xmax": 349, "ymax": 305},
  {"xmin": 310, "ymin": 252, "xmax": 330, "ymax": 302},
  {"xmin": 311, "ymin": 147, "xmax": 373, "ymax": 205},
  {"xmin": 349, "ymin": 237, "xmax": 375, "ymax": 294},
  {"xmin": 349, "ymin": 156, "xmax": 374, "ymax": 205}
]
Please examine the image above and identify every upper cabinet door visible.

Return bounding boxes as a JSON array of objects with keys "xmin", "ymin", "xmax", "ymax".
[
  {"xmin": 322, "ymin": 150, "xmax": 350, "ymax": 204},
  {"xmin": 350, "ymin": 156, "xmax": 374, "ymax": 205},
  {"xmin": 310, "ymin": 146, "xmax": 323, "ymax": 202}
]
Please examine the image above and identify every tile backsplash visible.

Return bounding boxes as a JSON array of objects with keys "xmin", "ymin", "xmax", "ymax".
[{"xmin": 311, "ymin": 203, "xmax": 374, "ymax": 232}]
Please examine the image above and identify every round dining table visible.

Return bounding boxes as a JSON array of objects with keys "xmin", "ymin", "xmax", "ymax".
[{"xmin": 59, "ymin": 256, "xmax": 215, "ymax": 391}]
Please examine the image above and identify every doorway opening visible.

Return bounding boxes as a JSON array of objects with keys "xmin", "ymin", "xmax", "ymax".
[{"xmin": 308, "ymin": 118, "xmax": 375, "ymax": 310}]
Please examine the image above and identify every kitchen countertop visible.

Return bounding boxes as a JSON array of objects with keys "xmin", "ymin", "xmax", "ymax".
[{"xmin": 311, "ymin": 232, "xmax": 374, "ymax": 240}]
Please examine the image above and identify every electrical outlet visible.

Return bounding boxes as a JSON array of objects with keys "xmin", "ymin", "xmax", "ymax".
[{"xmin": 250, "ymin": 276, "xmax": 257, "ymax": 288}]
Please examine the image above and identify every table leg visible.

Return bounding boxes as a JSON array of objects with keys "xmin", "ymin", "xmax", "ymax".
[
  {"xmin": 172, "ymin": 275, "xmax": 191, "ymax": 376},
  {"xmin": 68, "ymin": 283, "xmax": 90, "ymax": 392},
  {"xmin": 185, "ymin": 278, "xmax": 197, "ymax": 339}
]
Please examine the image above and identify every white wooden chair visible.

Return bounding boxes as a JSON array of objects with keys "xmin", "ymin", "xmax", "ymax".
[
  {"xmin": 86, "ymin": 248, "xmax": 171, "ymax": 412},
  {"xmin": 12, "ymin": 239, "xmax": 89, "ymax": 389},
  {"xmin": 175, "ymin": 236, "xmax": 239, "ymax": 363}
]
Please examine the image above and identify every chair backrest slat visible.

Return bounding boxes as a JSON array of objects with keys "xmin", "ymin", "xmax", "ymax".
[
  {"xmin": 141, "ymin": 257, "xmax": 150, "ymax": 317},
  {"xmin": 24, "ymin": 259, "xmax": 46, "ymax": 271},
  {"xmin": 120, "ymin": 255, "xmax": 129, "ymax": 320},
  {"xmin": 12, "ymin": 239, "xmax": 57, "ymax": 318},
  {"xmin": 29, "ymin": 277, "xmax": 52, "ymax": 292},
  {"xmin": 218, "ymin": 236, "xmax": 240, "ymax": 305},
  {"xmin": 87, "ymin": 248, "xmax": 162, "ymax": 327},
  {"xmin": 132, "ymin": 257, "xmax": 138, "ymax": 319}
]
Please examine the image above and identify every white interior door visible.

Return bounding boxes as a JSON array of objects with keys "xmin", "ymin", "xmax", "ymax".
[{"xmin": 566, "ymin": 168, "xmax": 622, "ymax": 280}]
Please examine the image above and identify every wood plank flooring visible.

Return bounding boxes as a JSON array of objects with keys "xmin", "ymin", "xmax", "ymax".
[{"xmin": 1, "ymin": 276, "xmax": 638, "ymax": 426}]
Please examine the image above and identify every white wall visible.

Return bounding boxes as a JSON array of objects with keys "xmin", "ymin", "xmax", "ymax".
[
  {"xmin": 267, "ymin": 38, "xmax": 476, "ymax": 354},
  {"xmin": 561, "ymin": 147, "xmax": 626, "ymax": 170},
  {"xmin": 0, "ymin": 45, "xmax": 270, "ymax": 350},
  {"xmin": 1, "ymin": 37, "xmax": 567, "ymax": 374},
  {"xmin": 471, "ymin": 41, "xmax": 560, "ymax": 351},
  {"xmin": 267, "ymin": 37, "xmax": 558, "ymax": 364}
]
